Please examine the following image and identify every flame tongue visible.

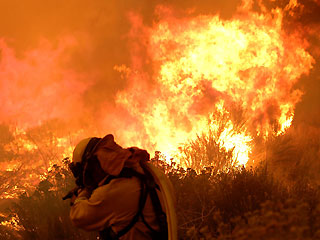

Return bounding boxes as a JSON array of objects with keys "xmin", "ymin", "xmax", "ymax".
[
  {"xmin": 0, "ymin": 2, "xmax": 316, "ymax": 201},
  {"xmin": 115, "ymin": 6, "xmax": 314, "ymax": 166}
]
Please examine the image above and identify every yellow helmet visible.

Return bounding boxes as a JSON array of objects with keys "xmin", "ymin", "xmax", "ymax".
[
  {"xmin": 72, "ymin": 138, "xmax": 92, "ymax": 163},
  {"xmin": 70, "ymin": 137, "xmax": 102, "ymax": 187}
]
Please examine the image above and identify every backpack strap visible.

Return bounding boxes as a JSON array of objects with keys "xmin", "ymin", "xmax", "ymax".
[
  {"xmin": 116, "ymin": 173, "xmax": 148, "ymax": 238},
  {"xmin": 99, "ymin": 167, "xmax": 168, "ymax": 240},
  {"xmin": 98, "ymin": 169, "xmax": 146, "ymax": 239},
  {"xmin": 141, "ymin": 165, "xmax": 168, "ymax": 239}
]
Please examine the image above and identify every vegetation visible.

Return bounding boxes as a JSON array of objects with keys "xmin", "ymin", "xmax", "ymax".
[
  {"xmin": 0, "ymin": 162, "xmax": 96, "ymax": 240},
  {"xmin": 0, "ymin": 124, "xmax": 319, "ymax": 239}
]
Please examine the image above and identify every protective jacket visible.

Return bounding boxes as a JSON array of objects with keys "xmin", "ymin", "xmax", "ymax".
[
  {"xmin": 70, "ymin": 174, "xmax": 163, "ymax": 239},
  {"xmin": 69, "ymin": 134, "xmax": 166, "ymax": 239}
]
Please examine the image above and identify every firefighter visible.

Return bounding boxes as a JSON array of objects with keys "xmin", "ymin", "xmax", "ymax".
[{"xmin": 65, "ymin": 134, "xmax": 177, "ymax": 240}]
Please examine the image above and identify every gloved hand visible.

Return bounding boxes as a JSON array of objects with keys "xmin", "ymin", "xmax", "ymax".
[{"xmin": 70, "ymin": 187, "xmax": 93, "ymax": 206}]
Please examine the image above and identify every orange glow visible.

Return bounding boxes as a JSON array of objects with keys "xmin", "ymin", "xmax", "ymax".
[
  {"xmin": 0, "ymin": 214, "xmax": 23, "ymax": 231},
  {"xmin": 0, "ymin": 37, "xmax": 90, "ymax": 128},
  {"xmin": 114, "ymin": 4, "xmax": 313, "ymax": 166},
  {"xmin": 0, "ymin": 1, "xmax": 316, "ymax": 200},
  {"xmin": 0, "ymin": 127, "xmax": 78, "ymax": 199}
]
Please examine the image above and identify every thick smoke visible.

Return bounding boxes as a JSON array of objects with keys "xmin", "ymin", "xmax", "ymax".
[
  {"xmin": 0, "ymin": 0, "xmax": 319, "ymax": 134},
  {"xmin": 251, "ymin": 0, "xmax": 320, "ymax": 127},
  {"xmin": 0, "ymin": 0, "xmax": 319, "ymax": 196}
]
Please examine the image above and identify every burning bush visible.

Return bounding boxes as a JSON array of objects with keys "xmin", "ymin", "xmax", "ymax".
[{"xmin": 0, "ymin": 162, "xmax": 96, "ymax": 239}]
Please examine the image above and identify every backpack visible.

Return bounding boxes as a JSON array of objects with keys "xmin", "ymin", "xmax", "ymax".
[{"xmin": 99, "ymin": 165, "xmax": 169, "ymax": 240}]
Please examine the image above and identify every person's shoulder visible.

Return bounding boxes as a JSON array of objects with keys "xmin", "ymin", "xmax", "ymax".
[{"xmin": 93, "ymin": 176, "xmax": 141, "ymax": 198}]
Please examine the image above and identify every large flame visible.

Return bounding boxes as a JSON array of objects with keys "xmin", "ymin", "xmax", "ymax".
[
  {"xmin": 0, "ymin": 1, "xmax": 316, "ymax": 200},
  {"xmin": 113, "ymin": 5, "xmax": 313, "ymax": 166}
]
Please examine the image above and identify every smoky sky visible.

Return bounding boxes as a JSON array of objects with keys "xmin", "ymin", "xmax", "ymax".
[{"xmin": 0, "ymin": 0, "xmax": 319, "ymax": 128}]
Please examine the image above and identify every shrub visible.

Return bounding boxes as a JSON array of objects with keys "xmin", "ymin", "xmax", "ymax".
[
  {"xmin": 170, "ymin": 162, "xmax": 291, "ymax": 239},
  {"xmin": 1, "ymin": 161, "xmax": 97, "ymax": 240}
]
